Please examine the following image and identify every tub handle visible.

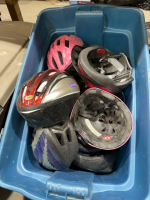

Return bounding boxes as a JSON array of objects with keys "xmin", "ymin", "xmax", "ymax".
[{"xmin": 46, "ymin": 171, "xmax": 94, "ymax": 200}]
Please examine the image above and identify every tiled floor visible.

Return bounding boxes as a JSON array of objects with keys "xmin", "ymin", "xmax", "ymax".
[{"xmin": 0, "ymin": 1, "xmax": 150, "ymax": 199}]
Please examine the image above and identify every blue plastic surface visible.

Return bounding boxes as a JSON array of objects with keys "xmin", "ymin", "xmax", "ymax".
[
  {"xmin": 0, "ymin": 4, "xmax": 150, "ymax": 200},
  {"xmin": 69, "ymin": 1, "xmax": 91, "ymax": 4}
]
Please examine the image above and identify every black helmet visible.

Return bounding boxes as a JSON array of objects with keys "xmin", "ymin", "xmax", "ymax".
[
  {"xmin": 74, "ymin": 133, "xmax": 117, "ymax": 173},
  {"xmin": 73, "ymin": 149, "xmax": 117, "ymax": 173},
  {"xmin": 32, "ymin": 118, "xmax": 79, "ymax": 170},
  {"xmin": 70, "ymin": 88, "xmax": 133, "ymax": 150}
]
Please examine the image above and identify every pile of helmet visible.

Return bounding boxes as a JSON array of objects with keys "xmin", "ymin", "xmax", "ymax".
[{"xmin": 17, "ymin": 35, "xmax": 133, "ymax": 173}]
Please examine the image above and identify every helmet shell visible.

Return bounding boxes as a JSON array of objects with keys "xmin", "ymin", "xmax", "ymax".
[
  {"xmin": 32, "ymin": 118, "xmax": 79, "ymax": 170},
  {"xmin": 71, "ymin": 45, "xmax": 133, "ymax": 93},
  {"xmin": 70, "ymin": 88, "xmax": 133, "ymax": 150},
  {"xmin": 47, "ymin": 35, "xmax": 83, "ymax": 71},
  {"xmin": 17, "ymin": 69, "xmax": 80, "ymax": 128}
]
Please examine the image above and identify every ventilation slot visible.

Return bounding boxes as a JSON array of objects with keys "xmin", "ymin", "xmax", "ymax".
[
  {"xmin": 102, "ymin": 128, "xmax": 106, "ymax": 132},
  {"xmin": 104, "ymin": 111, "xmax": 107, "ymax": 116},
  {"xmin": 49, "ymin": 72, "xmax": 56, "ymax": 76},
  {"xmin": 37, "ymin": 81, "xmax": 47, "ymax": 92},
  {"xmin": 57, "ymin": 40, "xmax": 60, "ymax": 45},
  {"xmin": 55, "ymin": 133, "xmax": 64, "ymax": 146},
  {"xmin": 65, "ymin": 40, "xmax": 69, "ymax": 48},
  {"xmin": 58, "ymin": 51, "xmax": 63, "ymax": 65},
  {"xmin": 22, "ymin": 86, "xmax": 27, "ymax": 103},
  {"xmin": 52, "ymin": 57, "xmax": 58, "ymax": 69},
  {"xmin": 66, "ymin": 129, "xmax": 72, "ymax": 142},
  {"xmin": 117, "ymin": 121, "xmax": 121, "ymax": 124}
]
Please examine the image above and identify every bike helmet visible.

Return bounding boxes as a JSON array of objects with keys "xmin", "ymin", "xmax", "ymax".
[
  {"xmin": 32, "ymin": 118, "xmax": 79, "ymax": 170},
  {"xmin": 73, "ymin": 149, "xmax": 117, "ymax": 173},
  {"xmin": 71, "ymin": 45, "xmax": 134, "ymax": 93},
  {"xmin": 70, "ymin": 88, "xmax": 133, "ymax": 150},
  {"xmin": 17, "ymin": 69, "xmax": 80, "ymax": 128},
  {"xmin": 47, "ymin": 35, "xmax": 83, "ymax": 72}
]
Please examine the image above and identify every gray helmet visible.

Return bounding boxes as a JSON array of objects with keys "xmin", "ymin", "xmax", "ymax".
[
  {"xmin": 71, "ymin": 45, "xmax": 133, "ymax": 93},
  {"xmin": 32, "ymin": 118, "xmax": 79, "ymax": 170}
]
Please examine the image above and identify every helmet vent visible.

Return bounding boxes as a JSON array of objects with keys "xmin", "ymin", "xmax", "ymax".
[
  {"xmin": 58, "ymin": 51, "xmax": 63, "ymax": 65},
  {"xmin": 49, "ymin": 72, "xmax": 56, "ymax": 76},
  {"xmin": 37, "ymin": 81, "xmax": 47, "ymax": 93},
  {"xmin": 104, "ymin": 111, "xmax": 107, "ymax": 116},
  {"xmin": 55, "ymin": 133, "xmax": 64, "ymax": 146},
  {"xmin": 22, "ymin": 86, "xmax": 27, "ymax": 103},
  {"xmin": 65, "ymin": 40, "xmax": 69, "ymax": 48},
  {"xmin": 52, "ymin": 57, "xmax": 58, "ymax": 69},
  {"xmin": 66, "ymin": 129, "xmax": 72, "ymax": 142},
  {"xmin": 117, "ymin": 121, "xmax": 121, "ymax": 124},
  {"xmin": 57, "ymin": 40, "xmax": 60, "ymax": 45},
  {"xmin": 102, "ymin": 128, "xmax": 106, "ymax": 132}
]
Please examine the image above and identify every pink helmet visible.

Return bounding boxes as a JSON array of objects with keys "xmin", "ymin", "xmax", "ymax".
[{"xmin": 47, "ymin": 35, "xmax": 83, "ymax": 71}]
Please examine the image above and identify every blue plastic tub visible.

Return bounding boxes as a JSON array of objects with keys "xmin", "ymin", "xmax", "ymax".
[{"xmin": 0, "ymin": 4, "xmax": 150, "ymax": 200}]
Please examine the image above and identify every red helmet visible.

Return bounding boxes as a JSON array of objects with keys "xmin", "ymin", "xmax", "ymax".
[
  {"xmin": 17, "ymin": 69, "xmax": 80, "ymax": 128},
  {"xmin": 47, "ymin": 35, "xmax": 83, "ymax": 72}
]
